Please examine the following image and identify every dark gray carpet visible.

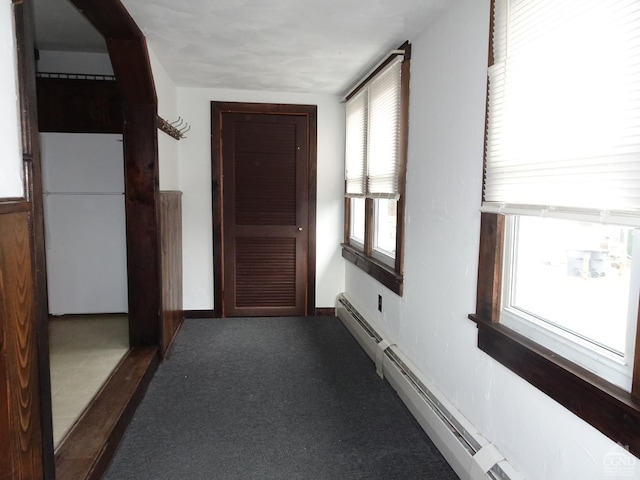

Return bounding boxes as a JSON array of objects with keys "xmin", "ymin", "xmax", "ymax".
[{"xmin": 104, "ymin": 317, "xmax": 458, "ymax": 479}]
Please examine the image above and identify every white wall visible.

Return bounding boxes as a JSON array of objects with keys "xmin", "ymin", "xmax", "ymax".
[
  {"xmin": 177, "ymin": 87, "xmax": 345, "ymax": 310},
  {"xmin": 37, "ymin": 49, "xmax": 114, "ymax": 75},
  {"xmin": 344, "ymin": 0, "xmax": 639, "ymax": 479},
  {"xmin": 148, "ymin": 46, "xmax": 180, "ymax": 190},
  {"xmin": 0, "ymin": 0, "xmax": 23, "ymax": 198}
]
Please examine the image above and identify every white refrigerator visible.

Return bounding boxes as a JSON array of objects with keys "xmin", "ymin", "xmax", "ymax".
[{"xmin": 41, "ymin": 132, "xmax": 128, "ymax": 315}]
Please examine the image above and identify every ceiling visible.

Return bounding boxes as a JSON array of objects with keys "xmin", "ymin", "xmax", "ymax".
[
  {"xmin": 33, "ymin": 0, "xmax": 451, "ymax": 95},
  {"xmin": 33, "ymin": 0, "xmax": 107, "ymax": 54}
]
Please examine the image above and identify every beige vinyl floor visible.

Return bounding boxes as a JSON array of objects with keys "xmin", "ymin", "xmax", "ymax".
[{"xmin": 49, "ymin": 314, "xmax": 129, "ymax": 448}]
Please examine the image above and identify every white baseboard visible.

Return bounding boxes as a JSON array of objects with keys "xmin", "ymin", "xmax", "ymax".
[{"xmin": 336, "ymin": 293, "xmax": 523, "ymax": 480}]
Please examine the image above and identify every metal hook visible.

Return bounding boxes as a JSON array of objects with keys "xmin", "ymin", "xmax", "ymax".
[{"xmin": 157, "ymin": 115, "xmax": 189, "ymax": 140}]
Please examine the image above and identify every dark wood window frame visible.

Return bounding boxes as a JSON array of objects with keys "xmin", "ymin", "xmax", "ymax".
[
  {"xmin": 341, "ymin": 42, "xmax": 410, "ymax": 296},
  {"xmin": 470, "ymin": 213, "xmax": 640, "ymax": 456},
  {"xmin": 470, "ymin": 0, "xmax": 640, "ymax": 457}
]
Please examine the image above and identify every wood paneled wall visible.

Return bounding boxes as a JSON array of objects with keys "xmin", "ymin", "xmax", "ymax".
[
  {"xmin": 0, "ymin": 212, "xmax": 44, "ymax": 479},
  {"xmin": 36, "ymin": 77, "xmax": 123, "ymax": 134},
  {"xmin": 0, "ymin": 0, "xmax": 53, "ymax": 478},
  {"xmin": 159, "ymin": 191, "xmax": 183, "ymax": 356}
]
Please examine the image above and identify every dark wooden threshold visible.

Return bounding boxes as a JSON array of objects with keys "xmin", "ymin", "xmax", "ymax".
[
  {"xmin": 184, "ymin": 309, "xmax": 216, "ymax": 318},
  {"xmin": 54, "ymin": 347, "xmax": 159, "ymax": 480},
  {"xmin": 315, "ymin": 308, "xmax": 336, "ymax": 317}
]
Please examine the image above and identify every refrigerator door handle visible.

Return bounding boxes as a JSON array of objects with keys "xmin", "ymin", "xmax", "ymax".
[{"xmin": 43, "ymin": 192, "xmax": 53, "ymax": 251}]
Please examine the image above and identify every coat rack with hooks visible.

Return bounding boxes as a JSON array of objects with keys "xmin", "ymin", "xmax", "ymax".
[{"xmin": 157, "ymin": 115, "xmax": 190, "ymax": 140}]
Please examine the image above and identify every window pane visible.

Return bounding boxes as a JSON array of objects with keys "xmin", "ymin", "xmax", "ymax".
[
  {"xmin": 350, "ymin": 198, "xmax": 365, "ymax": 245},
  {"xmin": 510, "ymin": 216, "xmax": 634, "ymax": 355},
  {"xmin": 374, "ymin": 198, "xmax": 397, "ymax": 257}
]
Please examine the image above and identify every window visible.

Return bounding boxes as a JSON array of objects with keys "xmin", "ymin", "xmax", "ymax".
[
  {"xmin": 373, "ymin": 198, "xmax": 397, "ymax": 262},
  {"xmin": 502, "ymin": 216, "xmax": 639, "ymax": 391},
  {"xmin": 342, "ymin": 42, "xmax": 410, "ymax": 295},
  {"xmin": 471, "ymin": 0, "xmax": 640, "ymax": 455}
]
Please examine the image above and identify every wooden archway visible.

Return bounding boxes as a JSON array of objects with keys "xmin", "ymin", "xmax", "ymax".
[
  {"xmin": 33, "ymin": 0, "xmax": 162, "ymax": 477},
  {"xmin": 8, "ymin": 0, "xmax": 161, "ymax": 477},
  {"xmin": 68, "ymin": 0, "xmax": 161, "ymax": 349}
]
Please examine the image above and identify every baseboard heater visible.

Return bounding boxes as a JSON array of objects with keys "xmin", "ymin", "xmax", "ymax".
[{"xmin": 336, "ymin": 293, "xmax": 523, "ymax": 480}]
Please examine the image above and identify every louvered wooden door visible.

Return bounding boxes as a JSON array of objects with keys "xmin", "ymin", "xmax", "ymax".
[{"xmin": 221, "ymin": 112, "xmax": 309, "ymax": 316}]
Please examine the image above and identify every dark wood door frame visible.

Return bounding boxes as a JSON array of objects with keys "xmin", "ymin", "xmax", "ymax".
[{"xmin": 211, "ymin": 102, "xmax": 317, "ymax": 317}]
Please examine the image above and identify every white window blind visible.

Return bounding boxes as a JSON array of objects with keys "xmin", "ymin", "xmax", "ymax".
[
  {"xmin": 345, "ymin": 90, "xmax": 367, "ymax": 197},
  {"xmin": 368, "ymin": 60, "xmax": 402, "ymax": 198},
  {"xmin": 484, "ymin": 0, "xmax": 640, "ymax": 225},
  {"xmin": 345, "ymin": 57, "xmax": 402, "ymax": 199}
]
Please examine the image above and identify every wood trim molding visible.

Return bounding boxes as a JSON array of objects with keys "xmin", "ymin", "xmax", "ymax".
[
  {"xmin": 0, "ymin": 201, "xmax": 31, "ymax": 215},
  {"xmin": 14, "ymin": 0, "xmax": 54, "ymax": 476},
  {"xmin": 343, "ymin": 198, "xmax": 351, "ymax": 245},
  {"xmin": 341, "ymin": 244, "xmax": 403, "ymax": 295},
  {"xmin": 106, "ymin": 37, "xmax": 156, "ymax": 106},
  {"xmin": 395, "ymin": 45, "xmax": 410, "ymax": 275},
  {"xmin": 364, "ymin": 198, "xmax": 374, "ymax": 257},
  {"xmin": 475, "ymin": 212, "xmax": 504, "ymax": 322},
  {"xmin": 634, "ymin": 306, "xmax": 640, "ymax": 403},
  {"xmin": 306, "ymin": 105, "xmax": 318, "ymax": 316},
  {"xmin": 469, "ymin": 314, "xmax": 640, "ymax": 456},
  {"xmin": 211, "ymin": 104, "xmax": 224, "ymax": 318},
  {"xmin": 315, "ymin": 308, "xmax": 336, "ymax": 317},
  {"xmin": 184, "ymin": 309, "xmax": 217, "ymax": 319},
  {"xmin": 54, "ymin": 348, "xmax": 159, "ymax": 480}
]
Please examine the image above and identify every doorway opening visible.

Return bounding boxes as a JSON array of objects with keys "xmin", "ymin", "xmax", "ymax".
[
  {"xmin": 211, "ymin": 102, "xmax": 318, "ymax": 317},
  {"xmin": 32, "ymin": 1, "xmax": 132, "ymax": 450},
  {"xmin": 30, "ymin": 0, "xmax": 163, "ymax": 476}
]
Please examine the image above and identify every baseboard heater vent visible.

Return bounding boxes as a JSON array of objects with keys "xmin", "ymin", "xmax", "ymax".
[{"xmin": 336, "ymin": 293, "xmax": 523, "ymax": 480}]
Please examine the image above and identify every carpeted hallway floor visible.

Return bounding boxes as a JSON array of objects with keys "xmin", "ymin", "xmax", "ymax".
[{"xmin": 104, "ymin": 317, "xmax": 458, "ymax": 479}]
